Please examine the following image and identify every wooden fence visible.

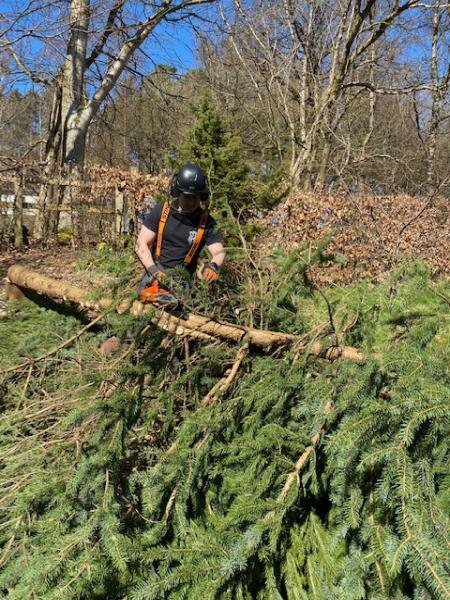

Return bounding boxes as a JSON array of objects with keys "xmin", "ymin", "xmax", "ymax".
[{"xmin": 0, "ymin": 163, "xmax": 167, "ymax": 248}]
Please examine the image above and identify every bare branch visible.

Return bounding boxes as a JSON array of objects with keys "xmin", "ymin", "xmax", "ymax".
[
  {"xmin": 86, "ymin": 0, "xmax": 125, "ymax": 68},
  {"xmin": 6, "ymin": 46, "xmax": 52, "ymax": 86}
]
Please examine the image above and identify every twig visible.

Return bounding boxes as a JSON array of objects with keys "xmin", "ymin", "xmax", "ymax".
[
  {"xmin": 0, "ymin": 515, "xmax": 23, "ymax": 567},
  {"xmin": 162, "ymin": 485, "xmax": 179, "ymax": 523},
  {"xmin": 184, "ymin": 338, "xmax": 191, "ymax": 405},
  {"xmin": 390, "ymin": 181, "xmax": 448, "ymax": 268},
  {"xmin": 19, "ymin": 364, "xmax": 33, "ymax": 410},
  {"xmin": 162, "ymin": 344, "xmax": 249, "ymax": 460},
  {"xmin": 393, "ymin": 195, "xmax": 434, "ymax": 256},
  {"xmin": 202, "ymin": 343, "xmax": 249, "ymax": 406},
  {"xmin": 309, "ymin": 272, "xmax": 340, "ymax": 347},
  {"xmin": 103, "ymin": 469, "xmax": 110, "ymax": 507},
  {"xmin": 277, "ymin": 399, "xmax": 335, "ymax": 503},
  {"xmin": 427, "ymin": 283, "xmax": 450, "ymax": 307},
  {"xmin": 236, "ymin": 209, "xmax": 265, "ymax": 329},
  {"xmin": 0, "ymin": 313, "xmax": 106, "ymax": 375}
]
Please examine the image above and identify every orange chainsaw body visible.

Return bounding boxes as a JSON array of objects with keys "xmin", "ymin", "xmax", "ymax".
[
  {"xmin": 139, "ymin": 280, "xmax": 164, "ymax": 303},
  {"xmin": 139, "ymin": 280, "xmax": 178, "ymax": 308}
]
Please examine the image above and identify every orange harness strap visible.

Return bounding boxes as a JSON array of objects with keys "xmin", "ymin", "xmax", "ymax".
[
  {"xmin": 155, "ymin": 201, "xmax": 209, "ymax": 265},
  {"xmin": 184, "ymin": 209, "xmax": 208, "ymax": 265},
  {"xmin": 155, "ymin": 201, "xmax": 171, "ymax": 259}
]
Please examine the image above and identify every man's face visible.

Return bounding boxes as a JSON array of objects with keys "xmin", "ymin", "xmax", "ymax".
[{"xmin": 178, "ymin": 192, "xmax": 201, "ymax": 213}]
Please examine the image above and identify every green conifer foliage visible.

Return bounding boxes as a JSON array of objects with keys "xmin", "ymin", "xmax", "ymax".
[
  {"xmin": 171, "ymin": 95, "xmax": 253, "ymax": 213},
  {"xmin": 0, "ymin": 251, "xmax": 449, "ymax": 599}
]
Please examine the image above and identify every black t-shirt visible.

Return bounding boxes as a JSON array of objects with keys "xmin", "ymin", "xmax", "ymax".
[{"xmin": 143, "ymin": 202, "xmax": 223, "ymax": 271}]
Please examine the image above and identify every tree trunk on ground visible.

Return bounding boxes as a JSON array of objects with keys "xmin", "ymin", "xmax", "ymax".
[{"xmin": 6, "ymin": 264, "xmax": 377, "ymax": 360}]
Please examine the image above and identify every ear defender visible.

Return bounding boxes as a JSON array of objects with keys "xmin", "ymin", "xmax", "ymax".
[{"xmin": 170, "ymin": 172, "xmax": 179, "ymax": 197}]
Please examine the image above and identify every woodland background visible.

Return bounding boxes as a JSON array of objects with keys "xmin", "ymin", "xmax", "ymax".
[
  {"xmin": 0, "ymin": 2, "xmax": 449, "ymax": 600},
  {"xmin": 1, "ymin": 0, "xmax": 449, "ymax": 201}
]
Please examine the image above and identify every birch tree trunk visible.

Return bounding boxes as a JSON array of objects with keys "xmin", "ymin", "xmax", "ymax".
[
  {"xmin": 426, "ymin": 0, "xmax": 443, "ymax": 192},
  {"xmin": 32, "ymin": 0, "xmax": 215, "ymax": 239},
  {"xmin": 62, "ymin": 0, "xmax": 90, "ymax": 169}
]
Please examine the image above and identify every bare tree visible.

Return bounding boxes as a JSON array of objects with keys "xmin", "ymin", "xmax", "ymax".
[
  {"xmin": 88, "ymin": 65, "xmax": 197, "ymax": 173},
  {"xmin": 209, "ymin": 0, "xmax": 438, "ymax": 189},
  {"xmin": 411, "ymin": 0, "xmax": 450, "ymax": 192},
  {"xmin": 2, "ymin": 0, "xmax": 216, "ymax": 235}
]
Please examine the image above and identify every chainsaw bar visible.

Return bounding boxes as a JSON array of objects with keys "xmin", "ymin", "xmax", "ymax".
[{"xmin": 150, "ymin": 292, "xmax": 179, "ymax": 309}]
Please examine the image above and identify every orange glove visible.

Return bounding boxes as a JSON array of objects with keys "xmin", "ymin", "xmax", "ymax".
[{"xmin": 199, "ymin": 262, "xmax": 219, "ymax": 282}]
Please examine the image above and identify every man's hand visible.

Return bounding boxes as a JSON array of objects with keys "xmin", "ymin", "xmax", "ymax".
[
  {"xmin": 149, "ymin": 265, "xmax": 169, "ymax": 285},
  {"xmin": 198, "ymin": 262, "xmax": 219, "ymax": 282}
]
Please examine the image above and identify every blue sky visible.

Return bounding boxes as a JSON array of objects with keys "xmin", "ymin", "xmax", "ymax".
[
  {"xmin": 145, "ymin": 18, "xmax": 200, "ymax": 72},
  {"xmin": 0, "ymin": 0, "xmax": 214, "ymax": 93}
]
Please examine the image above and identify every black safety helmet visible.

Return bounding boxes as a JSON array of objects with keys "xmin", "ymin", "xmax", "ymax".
[{"xmin": 170, "ymin": 163, "xmax": 209, "ymax": 201}]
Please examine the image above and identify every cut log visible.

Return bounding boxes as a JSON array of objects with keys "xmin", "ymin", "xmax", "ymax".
[
  {"xmin": 7, "ymin": 265, "xmax": 111, "ymax": 311},
  {"xmin": 6, "ymin": 281, "xmax": 26, "ymax": 301},
  {"xmin": 6, "ymin": 265, "xmax": 378, "ymax": 359}
]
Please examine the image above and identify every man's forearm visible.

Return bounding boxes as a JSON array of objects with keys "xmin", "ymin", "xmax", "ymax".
[
  {"xmin": 135, "ymin": 242, "xmax": 156, "ymax": 271},
  {"xmin": 210, "ymin": 250, "xmax": 225, "ymax": 269}
]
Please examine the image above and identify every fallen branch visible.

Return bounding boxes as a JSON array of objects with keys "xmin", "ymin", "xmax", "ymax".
[
  {"xmin": 7, "ymin": 265, "xmax": 377, "ymax": 358},
  {"xmin": 0, "ymin": 313, "xmax": 106, "ymax": 375},
  {"xmin": 163, "ymin": 344, "xmax": 249, "ymax": 461},
  {"xmin": 201, "ymin": 343, "xmax": 249, "ymax": 406},
  {"xmin": 277, "ymin": 399, "xmax": 335, "ymax": 503},
  {"xmin": 262, "ymin": 399, "xmax": 335, "ymax": 525}
]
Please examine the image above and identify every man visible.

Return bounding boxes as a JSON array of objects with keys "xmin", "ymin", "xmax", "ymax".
[{"xmin": 136, "ymin": 163, "xmax": 225, "ymax": 306}]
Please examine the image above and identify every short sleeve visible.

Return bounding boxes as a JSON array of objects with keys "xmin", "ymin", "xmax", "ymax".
[
  {"xmin": 204, "ymin": 214, "xmax": 223, "ymax": 246},
  {"xmin": 142, "ymin": 203, "xmax": 163, "ymax": 233}
]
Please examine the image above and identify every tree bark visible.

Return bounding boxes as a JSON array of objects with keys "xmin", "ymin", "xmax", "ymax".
[
  {"xmin": 7, "ymin": 264, "xmax": 379, "ymax": 360},
  {"xmin": 61, "ymin": 0, "xmax": 90, "ymax": 168},
  {"xmin": 426, "ymin": 1, "xmax": 442, "ymax": 192},
  {"xmin": 35, "ymin": 84, "xmax": 63, "ymax": 239},
  {"xmin": 13, "ymin": 173, "xmax": 24, "ymax": 249}
]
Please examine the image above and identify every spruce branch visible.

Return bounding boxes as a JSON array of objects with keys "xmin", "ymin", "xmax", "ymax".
[
  {"xmin": 277, "ymin": 399, "xmax": 335, "ymax": 503},
  {"xmin": 202, "ymin": 342, "xmax": 249, "ymax": 406},
  {"xmin": 0, "ymin": 312, "xmax": 106, "ymax": 375}
]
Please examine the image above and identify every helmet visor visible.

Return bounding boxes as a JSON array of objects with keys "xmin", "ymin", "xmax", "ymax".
[{"xmin": 177, "ymin": 192, "xmax": 201, "ymax": 212}]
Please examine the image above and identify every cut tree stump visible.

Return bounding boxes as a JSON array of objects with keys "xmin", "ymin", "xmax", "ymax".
[
  {"xmin": 6, "ymin": 264, "xmax": 377, "ymax": 360},
  {"xmin": 6, "ymin": 281, "xmax": 26, "ymax": 301}
]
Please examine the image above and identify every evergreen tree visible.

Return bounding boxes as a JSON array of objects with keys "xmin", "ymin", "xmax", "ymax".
[{"xmin": 171, "ymin": 95, "xmax": 253, "ymax": 213}]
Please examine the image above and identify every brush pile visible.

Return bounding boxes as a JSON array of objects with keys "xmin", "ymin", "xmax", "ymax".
[
  {"xmin": 0, "ymin": 244, "xmax": 449, "ymax": 599},
  {"xmin": 256, "ymin": 193, "xmax": 449, "ymax": 284}
]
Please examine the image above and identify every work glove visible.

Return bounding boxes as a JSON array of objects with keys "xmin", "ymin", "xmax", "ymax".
[
  {"xmin": 198, "ymin": 261, "xmax": 219, "ymax": 282},
  {"xmin": 147, "ymin": 264, "xmax": 172, "ymax": 288}
]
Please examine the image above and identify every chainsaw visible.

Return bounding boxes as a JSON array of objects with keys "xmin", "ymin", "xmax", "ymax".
[{"xmin": 136, "ymin": 258, "xmax": 179, "ymax": 309}]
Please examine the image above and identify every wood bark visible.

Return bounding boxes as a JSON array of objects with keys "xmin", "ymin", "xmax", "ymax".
[
  {"xmin": 19, "ymin": 0, "xmax": 215, "ymax": 238},
  {"xmin": 13, "ymin": 174, "xmax": 24, "ymax": 249},
  {"xmin": 425, "ymin": 1, "xmax": 449, "ymax": 191},
  {"xmin": 7, "ymin": 265, "xmax": 378, "ymax": 360}
]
